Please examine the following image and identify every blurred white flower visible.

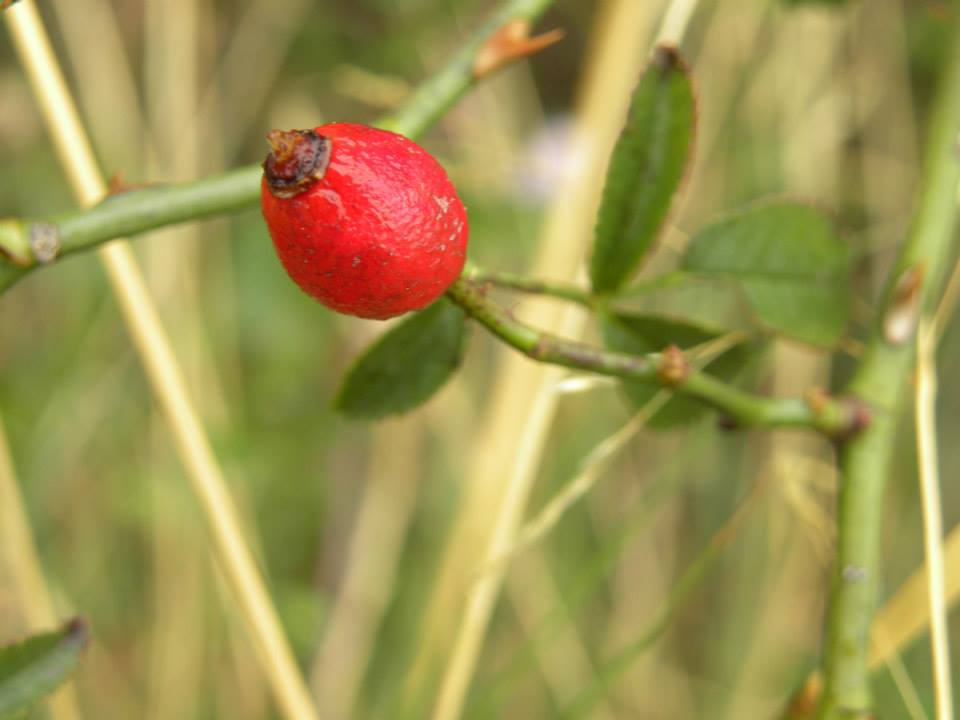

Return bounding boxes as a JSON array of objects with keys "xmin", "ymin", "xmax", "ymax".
[{"xmin": 511, "ymin": 114, "xmax": 583, "ymax": 206}]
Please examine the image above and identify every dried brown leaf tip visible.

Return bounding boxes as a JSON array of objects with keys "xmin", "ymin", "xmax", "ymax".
[
  {"xmin": 107, "ymin": 171, "xmax": 155, "ymax": 197},
  {"xmin": 473, "ymin": 19, "xmax": 564, "ymax": 79},
  {"xmin": 883, "ymin": 263, "xmax": 925, "ymax": 345},
  {"xmin": 651, "ymin": 44, "xmax": 682, "ymax": 72},
  {"xmin": 65, "ymin": 617, "xmax": 90, "ymax": 645}
]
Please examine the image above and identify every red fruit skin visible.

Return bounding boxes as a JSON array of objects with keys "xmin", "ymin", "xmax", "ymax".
[{"xmin": 260, "ymin": 123, "xmax": 469, "ymax": 320}]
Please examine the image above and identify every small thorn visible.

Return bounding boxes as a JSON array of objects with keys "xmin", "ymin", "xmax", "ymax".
[
  {"xmin": 106, "ymin": 172, "xmax": 155, "ymax": 196},
  {"xmin": 473, "ymin": 19, "xmax": 565, "ymax": 79},
  {"xmin": 108, "ymin": 171, "xmax": 126, "ymax": 195},
  {"xmin": 805, "ymin": 388, "xmax": 872, "ymax": 440},
  {"xmin": 883, "ymin": 263, "xmax": 925, "ymax": 345},
  {"xmin": 657, "ymin": 344, "xmax": 689, "ymax": 386}
]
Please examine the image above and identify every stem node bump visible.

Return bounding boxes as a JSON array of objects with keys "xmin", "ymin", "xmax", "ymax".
[{"xmin": 657, "ymin": 344, "xmax": 689, "ymax": 386}]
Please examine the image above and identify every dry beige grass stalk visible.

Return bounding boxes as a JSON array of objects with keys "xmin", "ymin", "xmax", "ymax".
[
  {"xmin": 914, "ymin": 320, "xmax": 954, "ymax": 720},
  {"xmin": 4, "ymin": 3, "xmax": 318, "ymax": 718}
]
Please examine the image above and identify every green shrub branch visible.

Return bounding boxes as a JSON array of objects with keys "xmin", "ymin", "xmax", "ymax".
[
  {"xmin": 815, "ymin": 11, "xmax": 960, "ymax": 719},
  {"xmin": 0, "ymin": 0, "xmax": 557, "ymax": 292},
  {"xmin": 445, "ymin": 277, "xmax": 860, "ymax": 436}
]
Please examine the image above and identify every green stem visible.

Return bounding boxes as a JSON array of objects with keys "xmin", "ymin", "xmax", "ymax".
[
  {"xmin": 463, "ymin": 264, "xmax": 595, "ymax": 307},
  {"xmin": 446, "ymin": 278, "xmax": 857, "ymax": 435},
  {"xmin": 816, "ymin": 15, "xmax": 960, "ymax": 719},
  {"xmin": 377, "ymin": 0, "xmax": 557, "ymax": 138},
  {"xmin": 0, "ymin": 0, "xmax": 557, "ymax": 293}
]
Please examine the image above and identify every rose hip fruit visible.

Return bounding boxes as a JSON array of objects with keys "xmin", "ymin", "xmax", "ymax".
[{"xmin": 260, "ymin": 123, "xmax": 469, "ymax": 320}]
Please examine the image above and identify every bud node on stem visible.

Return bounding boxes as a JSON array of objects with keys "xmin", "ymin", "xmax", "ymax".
[
  {"xmin": 805, "ymin": 388, "xmax": 872, "ymax": 440},
  {"xmin": 29, "ymin": 222, "xmax": 60, "ymax": 263},
  {"xmin": 657, "ymin": 344, "xmax": 689, "ymax": 386}
]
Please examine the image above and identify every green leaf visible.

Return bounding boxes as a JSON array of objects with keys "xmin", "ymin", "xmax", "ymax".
[
  {"xmin": 590, "ymin": 45, "xmax": 696, "ymax": 293},
  {"xmin": 335, "ymin": 299, "xmax": 468, "ymax": 418},
  {"xmin": 600, "ymin": 312, "xmax": 753, "ymax": 429},
  {"xmin": 609, "ymin": 271, "xmax": 753, "ymax": 335},
  {"xmin": 681, "ymin": 202, "xmax": 851, "ymax": 347},
  {"xmin": 0, "ymin": 620, "xmax": 88, "ymax": 719}
]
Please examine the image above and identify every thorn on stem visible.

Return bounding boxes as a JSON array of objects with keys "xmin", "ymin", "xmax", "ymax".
[
  {"xmin": 106, "ymin": 171, "xmax": 156, "ymax": 196},
  {"xmin": 108, "ymin": 172, "xmax": 126, "ymax": 195},
  {"xmin": 473, "ymin": 19, "xmax": 565, "ymax": 79},
  {"xmin": 804, "ymin": 388, "xmax": 871, "ymax": 440},
  {"xmin": 657, "ymin": 344, "xmax": 689, "ymax": 386},
  {"xmin": 883, "ymin": 263, "xmax": 925, "ymax": 345}
]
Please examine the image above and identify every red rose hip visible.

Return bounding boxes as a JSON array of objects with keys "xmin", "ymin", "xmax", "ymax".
[{"xmin": 260, "ymin": 122, "xmax": 469, "ymax": 319}]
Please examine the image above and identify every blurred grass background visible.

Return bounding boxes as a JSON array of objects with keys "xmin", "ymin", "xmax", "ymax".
[{"xmin": 0, "ymin": 0, "xmax": 958, "ymax": 718}]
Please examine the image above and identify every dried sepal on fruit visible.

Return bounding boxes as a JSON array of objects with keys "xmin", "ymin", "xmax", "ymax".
[{"xmin": 260, "ymin": 123, "xmax": 469, "ymax": 320}]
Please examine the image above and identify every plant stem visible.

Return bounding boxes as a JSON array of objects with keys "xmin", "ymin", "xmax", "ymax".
[
  {"xmin": 816, "ymin": 14, "xmax": 960, "ymax": 719},
  {"xmin": 446, "ymin": 278, "xmax": 857, "ymax": 435},
  {"xmin": 0, "ymin": 0, "xmax": 558, "ymax": 293},
  {"xmin": 463, "ymin": 264, "xmax": 595, "ymax": 307},
  {"xmin": 377, "ymin": 0, "xmax": 557, "ymax": 138}
]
